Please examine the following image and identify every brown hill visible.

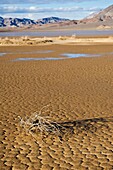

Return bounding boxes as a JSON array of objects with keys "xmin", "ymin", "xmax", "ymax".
[{"xmin": 81, "ymin": 4, "xmax": 113, "ymax": 23}]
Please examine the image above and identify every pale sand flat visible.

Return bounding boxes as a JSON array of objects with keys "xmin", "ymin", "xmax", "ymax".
[{"xmin": 0, "ymin": 36, "xmax": 113, "ymax": 46}]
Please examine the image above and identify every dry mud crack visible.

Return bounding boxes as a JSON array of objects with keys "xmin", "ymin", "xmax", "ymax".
[
  {"xmin": 0, "ymin": 44, "xmax": 113, "ymax": 170},
  {"xmin": 0, "ymin": 113, "xmax": 113, "ymax": 170}
]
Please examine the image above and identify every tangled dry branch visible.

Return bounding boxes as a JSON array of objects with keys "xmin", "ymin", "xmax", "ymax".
[{"xmin": 18, "ymin": 106, "xmax": 112, "ymax": 141}]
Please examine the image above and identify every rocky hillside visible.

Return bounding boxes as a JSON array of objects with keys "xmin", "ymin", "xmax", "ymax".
[
  {"xmin": 0, "ymin": 17, "xmax": 5, "ymax": 27},
  {"xmin": 81, "ymin": 4, "xmax": 113, "ymax": 23},
  {"xmin": 36, "ymin": 17, "xmax": 69, "ymax": 25},
  {"xmin": 0, "ymin": 16, "xmax": 69, "ymax": 27},
  {"xmin": 96, "ymin": 4, "xmax": 113, "ymax": 21}
]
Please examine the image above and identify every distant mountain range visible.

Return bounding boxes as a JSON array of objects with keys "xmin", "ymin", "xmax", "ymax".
[
  {"xmin": 0, "ymin": 4, "xmax": 113, "ymax": 28},
  {"xmin": 0, "ymin": 16, "xmax": 69, "ymax": 28}
]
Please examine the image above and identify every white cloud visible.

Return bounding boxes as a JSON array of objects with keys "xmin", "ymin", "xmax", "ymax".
[
  {"xmin": 0, "ymin": 0, "xmax": 95, "ymax": 4},
  {"xmin": 0, "ymin": 6, "xmax": 101, "ymax": 13},
  {"xmin": 0, "ymin": 1, "xmax": 102, "ymax": 20}
]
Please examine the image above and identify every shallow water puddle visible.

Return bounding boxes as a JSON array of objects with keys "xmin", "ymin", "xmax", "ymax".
[
  {"xmin": 0, "ymin": 50, "xmax": 53, "ymax": 56},
  {"xmin": 13, "ymin": 57, "xmax": 65, "ymax": 61},
  {"xmin": 0, "ymin": 53, "xmax": 6, "ymax": 57},
  {"xmin": 13, "ymin": 50, "xmax": 53, "ymax": 54},
  {"xmin": 61, "ymin": 53, "xmax": 101, "ymax": 58},
  {"xmin": 12, "ymin": 53, "xmax": 100, "ymax": 61},
  {"xmin": 61, "ymin": 51, "xmax": 113, "ymax": 58},
  {"xmin": 2, "ymin": 51, "xmax": 113, "ymax": 61}
]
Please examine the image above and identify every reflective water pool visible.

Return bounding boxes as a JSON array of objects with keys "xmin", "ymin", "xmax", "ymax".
[
  {"xmin": 0, "ymin": 30, "xmax": 113, "ymax": 37},
  {"xmin": 0, "ymin": 53, "xmax": 6, "ymax": 56},
  {"xmin": 13, "ymin": 57, "xmax": 65, "ymax": 61},
  {"xmin": 61, "ymin": 53, "xmax": 101, "ymax": 58},
  {"xmin": 0, "ymin": 50, "xmax": 53, "ymax": 55},
  {"xmin": 12, "ymin": 51, "xmax": 113, "ymax": 61},
  {"xmin": 1, "ymin": 50, "xmax": 113, "ymax": 61},
  {"xmin": 12, "ymin": 53, "xmax": 100, "ymax": 61},
  {"xmin": 13, "ymin": 50, "xmax": 53, "ymax": 54}
]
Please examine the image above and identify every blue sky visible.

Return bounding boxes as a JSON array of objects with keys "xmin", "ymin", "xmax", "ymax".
[{"xmin": 0, "ymin": 0, "xmax": 113, "ymax": 20}]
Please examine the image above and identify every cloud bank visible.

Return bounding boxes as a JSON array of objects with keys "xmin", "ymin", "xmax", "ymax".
[
  {"xmin": 0, "ymin": 0, "xmax": 95, "ymax": 4},
  {"xmin": 0, "ymin": 0, "xmax": 110, "ymax": 20},
  {"xmin": 0, "ymin": 6, "xmax": 101, "ymax": 14}
]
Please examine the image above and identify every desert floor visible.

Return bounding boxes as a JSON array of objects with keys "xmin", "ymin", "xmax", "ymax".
[{"xmin": 0, "ymin": 40, "xmax": 113, "ymax": 170}]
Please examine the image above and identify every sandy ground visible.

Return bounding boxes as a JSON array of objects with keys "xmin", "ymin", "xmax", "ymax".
[
  {"xmin": 0, "ymin": 36, "xmax": 113, "ymax": 46},
  {"xmin": 0, "ymin": 41, "xmax": 113, "ymax": 170}
]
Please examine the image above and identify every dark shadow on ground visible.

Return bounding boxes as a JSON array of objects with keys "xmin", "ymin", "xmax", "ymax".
[{"xmin": 30, "ymin": 116, "xmax": 113, "ymax": 141}]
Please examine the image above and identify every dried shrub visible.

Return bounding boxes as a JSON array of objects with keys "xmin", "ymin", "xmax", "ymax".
[
  {"xmin": 18, "ymin": 106, "xmax": 74, "ymax": 140},
  {"xmin": 58, "ymin": 36, "xmax": 67, "ymax": 40},
  {"xmin": 18, "ymin": 106, "xmax": 111, "ymax": 141}
]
